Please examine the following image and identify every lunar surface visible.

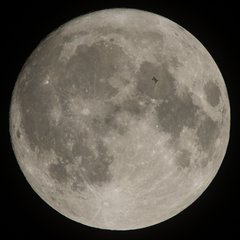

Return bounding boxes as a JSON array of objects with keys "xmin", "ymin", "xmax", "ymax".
[{"xmin": 10, "ymin": 9, "xmax": 230, "ymax": 230}]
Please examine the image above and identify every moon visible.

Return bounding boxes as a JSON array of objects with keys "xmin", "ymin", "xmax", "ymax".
[{"xmin": 10, "ymin": 9, "xmax": 230, "ymax": 230}]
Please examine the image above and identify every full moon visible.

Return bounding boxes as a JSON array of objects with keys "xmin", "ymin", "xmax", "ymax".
[{"xmin": 10, "ymin": 9, "xmax": 230, "ymax": 230}]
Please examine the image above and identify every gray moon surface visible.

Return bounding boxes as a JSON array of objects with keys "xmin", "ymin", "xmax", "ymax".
[{"xmin": 10, "ymin": 9, "xmax": 230, "ymax": 230}]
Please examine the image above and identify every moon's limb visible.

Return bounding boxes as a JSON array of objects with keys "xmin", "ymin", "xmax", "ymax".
[{"xmin": 10, "ymin": 9, "xmax": 230, "ymax": 230}]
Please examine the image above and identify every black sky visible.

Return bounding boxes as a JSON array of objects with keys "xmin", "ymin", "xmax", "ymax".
[{"xmin": 2, "ymin": 1, "xmax": 239, "ymax": 239}]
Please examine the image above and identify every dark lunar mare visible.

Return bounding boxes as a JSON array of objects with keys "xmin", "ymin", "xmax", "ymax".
[
  {"xmin": 17, "ymin": 39, "xmax": 135, "ymax": 190},
  {"xmin": 204, "ymin": 81, "xmax": 221, "ymax": 107},
  {"xmin": 136, "ymin": 60, "xmax": 221, "ymax": 168}
]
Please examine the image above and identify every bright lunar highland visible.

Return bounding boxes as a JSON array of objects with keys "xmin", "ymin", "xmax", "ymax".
[{"xmin": 10, "ymin": 9, "xmax": 230, "ymax": 230}]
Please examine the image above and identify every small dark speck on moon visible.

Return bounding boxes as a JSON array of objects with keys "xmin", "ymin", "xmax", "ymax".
[
  {"xmin": 152, "ymin": 76, "xmax": 158, "ymax": 84},
  {"xmin": 137, "ymin": 61, "xmax": 176, "ymax": 100},
  {"xmin": 16, "ymin": 129, "xmax": 21, "ymax": 138}
]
